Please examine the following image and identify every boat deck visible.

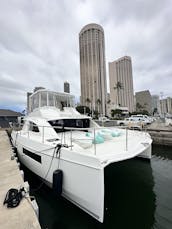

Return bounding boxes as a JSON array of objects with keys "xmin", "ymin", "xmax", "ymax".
[{"xmin": 15, "ymin": 128, "xmax": 151, "ymax": 164}]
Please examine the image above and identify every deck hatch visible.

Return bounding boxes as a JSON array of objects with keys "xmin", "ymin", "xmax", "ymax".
[{"xmin": 23, "ymin": 148, "xmax": 42, "ymax": 163}]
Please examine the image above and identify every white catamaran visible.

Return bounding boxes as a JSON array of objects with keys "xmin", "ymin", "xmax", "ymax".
[{"xmin": 11, "ymin": 89, "xmax": 152, "ymax": 222}]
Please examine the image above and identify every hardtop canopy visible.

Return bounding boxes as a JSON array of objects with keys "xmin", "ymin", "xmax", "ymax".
[{"xmin": 28, "ymin": 89, "xmax": 75, "ymax": 113}]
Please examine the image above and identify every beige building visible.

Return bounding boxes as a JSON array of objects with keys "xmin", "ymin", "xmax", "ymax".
[
  {"xmin": 135, "ymin": 90, "xmax": 152, "ymax": 114},
  {"xmin": 160, "ymin": 99, "xmax": 168, "ymax": 116},
  {"xmin": 109, "ymin": 56, "xmax": 134, "ymax": 112},
  {"xmin": 167, "ymin": 97, "xmax": 172, "ymax": 114},
  {"xmin": 159, "ymin": 97, "xmax": 172, "ymax": 116},
  {"xmin": 79, "ymin": 23, "xmax": 107, "ymax": 115}
]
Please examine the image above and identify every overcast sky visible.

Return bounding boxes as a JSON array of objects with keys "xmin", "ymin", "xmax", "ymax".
[{"xmin": 0, "ymin": 0, "xmax": 171, "ymax": 111}]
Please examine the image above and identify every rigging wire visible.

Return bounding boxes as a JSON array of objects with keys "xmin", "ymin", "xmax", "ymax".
[
  {"xmin": 31, "ymin": 144, "xmax": 59, "ymax": 192},
  {"xmin": 31, "ymin": 143, "xmax": 67, "ymax": 192}
]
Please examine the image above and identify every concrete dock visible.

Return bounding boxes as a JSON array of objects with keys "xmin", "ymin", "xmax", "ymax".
[
  {"xmin": 0, "ymin": 131, "xmax": 41, "ymax": 229},
  {"xmin": 147, "ymin": 122, "xmax": 172, "ymax": 146}
]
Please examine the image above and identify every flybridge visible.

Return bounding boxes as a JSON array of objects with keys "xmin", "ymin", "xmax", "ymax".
[{"xmin": 28, "ymin": 89, "xmax": 75, "ymax": 113}]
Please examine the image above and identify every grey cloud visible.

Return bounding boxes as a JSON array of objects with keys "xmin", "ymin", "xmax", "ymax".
[{"xmin": 0, "ymin": 0, "xmax": 171, "ymax": 111}]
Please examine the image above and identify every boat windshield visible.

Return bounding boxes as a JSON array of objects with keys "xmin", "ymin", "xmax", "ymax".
[
  {"xmin": 29, "ymin": 90, "xmax": 75, "ymax": 113},
  {"xmin": 48, "ymin": 119, "xmax": 90, "ymax": 132}
]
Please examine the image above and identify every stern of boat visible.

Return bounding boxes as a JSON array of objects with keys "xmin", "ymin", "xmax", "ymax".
[{"xmin": 137, "ymin": 141, "xmax": 152, "ymax": 159}]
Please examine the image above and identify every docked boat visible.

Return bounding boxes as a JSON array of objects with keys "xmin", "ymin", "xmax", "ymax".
[{"xmin": 11, "ymin": 89, "xmax": 152, "ymax": 222}]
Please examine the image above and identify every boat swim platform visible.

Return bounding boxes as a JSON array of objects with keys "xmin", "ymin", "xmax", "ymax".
[{"xmin": 0, "ymin": 130, "xmax": 41, "ymax": 229}]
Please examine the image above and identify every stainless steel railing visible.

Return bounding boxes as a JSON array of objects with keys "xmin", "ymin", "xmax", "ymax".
[{"xmin": 11, "ymin": 121, "xmax": 150, "ymax": 156}]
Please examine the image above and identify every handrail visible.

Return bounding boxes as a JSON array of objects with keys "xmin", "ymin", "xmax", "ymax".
[{"xmin": 12, "ymin": 122, "xmax": 148, "ymax": 156}]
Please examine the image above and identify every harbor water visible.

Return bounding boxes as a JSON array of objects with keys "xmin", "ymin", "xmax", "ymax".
[{"xmin": 23, "ymin": 145, "xmax": 172, "ymax": 229}]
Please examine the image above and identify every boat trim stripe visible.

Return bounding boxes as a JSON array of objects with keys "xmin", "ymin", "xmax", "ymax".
[{"xmin": 23, "ymin": 148, "xmax": 42, "ymax": 163}]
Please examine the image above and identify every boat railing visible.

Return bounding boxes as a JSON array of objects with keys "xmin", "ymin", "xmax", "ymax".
[
  {"xmin": 43, "ymin": 125, "xmax": 129, "ymax": 155},
  {"xmin": 13, "ymin": 123, "xmax": 149, "ymax": 156}
]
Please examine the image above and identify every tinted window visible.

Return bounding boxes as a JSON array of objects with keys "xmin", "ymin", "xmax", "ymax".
[
  {"xmin": 29, "ymin": 122, "xmax": 39, "ymax": 132},
  {"xmin": 49, "ymin": 119, "xmax": 90, "ymax": 133}
]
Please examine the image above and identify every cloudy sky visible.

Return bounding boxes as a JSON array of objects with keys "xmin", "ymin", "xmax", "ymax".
[{"xmin": 0, "ymin": 0, "xmax": 171, "ymax": 111}]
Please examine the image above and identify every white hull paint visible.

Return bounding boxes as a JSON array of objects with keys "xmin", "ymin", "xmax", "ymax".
[
  {"xmin": 137, "ymin": 144, "xmax": 152, "ymax": 159},
  {"xmin": 15, "ymin": 134, "xmax": 104, "ymax": 222},
  {"xmin": 12, "ymin": 131, "xmax": 151, "ymax": 222}
]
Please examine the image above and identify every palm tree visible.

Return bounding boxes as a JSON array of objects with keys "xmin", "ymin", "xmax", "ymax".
[
  {"xmin": 85, "ymin": 97, "xmax": 91, "ymax": 104},
  {"xmin": 107, "ymin": 99, "xmax": 111, "ymax": 104},
  {"xmin": 114, "ymin": 81, "xmax": 124, "ymax": 106},
  {"xmin": 85, "ymin": 97, "xmax": 91, "ymax": 111},
  {"xmin": 96, "ymin": 99, "xmax": 101, "ymax": 114}
]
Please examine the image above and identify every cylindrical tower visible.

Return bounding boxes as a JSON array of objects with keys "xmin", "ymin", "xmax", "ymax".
[{"xmin": 79, "ymin": 23, "xmax": 107, "ymax": 115}]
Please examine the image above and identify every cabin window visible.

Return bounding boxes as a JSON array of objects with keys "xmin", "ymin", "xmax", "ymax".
[
  {"xmin": 41, "ymin": 92, "xmax": 47, "ymax": 106},
  {"xmin": 32, "ymin": 94, "xmax": 39, "ymax": 110},
  {"xmin": 48, "ymin": 119, "xmax": 90, "ymax": 133},
  {"xmin": 29, "ymin": 122, "xmax": 39, "ymax": 132},
  {"xmin": 48, "ymin": 93, "xmax": 54, "ymax": 106}
]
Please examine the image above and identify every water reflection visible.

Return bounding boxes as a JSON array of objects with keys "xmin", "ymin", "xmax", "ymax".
[
  {"xmin": 152, "ymin": 145, "xmax": 172, "ymax": 160},
  {"xmin": 104, "ymin": 158, "xmax": 156, "ymax": 229},
  {"xmin": 152, "ymin": 145, "xmax": 172, "ymax": 229},
  {"xmin": 23, "ymin": 157, "xmax": 156, "ymax": 229}
]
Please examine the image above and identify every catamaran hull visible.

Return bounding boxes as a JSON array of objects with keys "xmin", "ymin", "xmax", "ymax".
[
  {"xmin": 11, "ymin": 132, "xmax": 151, "ymax": 223},
  {"xmin": 137, "ymin": 144, "xmax": 152, "ymax": 159},
  {"xmin": 13, "ymin": 135, "xmax": 105, "ymax": 222}
]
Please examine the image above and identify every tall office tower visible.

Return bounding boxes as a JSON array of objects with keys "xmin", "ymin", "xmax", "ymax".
[
  {"xmin": 79, "ymin": 23, "xmax": 107, "ymax": 115},
  {"xmin": 64, "ymin": 81, "xmax": 70, "ymax": 93},
  {"xmin": 109, "ymin": 56, "xmax": 134, "ymax": 112}
]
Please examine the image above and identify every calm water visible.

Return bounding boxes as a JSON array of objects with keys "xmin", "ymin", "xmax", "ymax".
[{"xmin": 23, "ymin": 145, "xmax": 172, "ymax": 229}]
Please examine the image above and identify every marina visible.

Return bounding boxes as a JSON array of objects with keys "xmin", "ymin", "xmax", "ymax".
[{"xmin": 0, "ymin": 1, "xmax": 171, "ymax": 228}]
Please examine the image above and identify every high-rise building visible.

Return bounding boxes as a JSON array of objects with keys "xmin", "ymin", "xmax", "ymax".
[
  {"xmin": 160, "ymin": 99, "xmax": 168, "ymax": 116},
  {"xmin": 167, "ymin": 97, "xmax": 172, "ymax": 114},
  {"xmin": 135, "ymin": 90, "xmax": 152, "ymax": 114},
  {"xmin": 109, "ymin": 56, "xmax": 134, "ymax": 112},
  {"xmin": 79, "ymin": 23, "xmax": 107, "ymax": 115},
  {"xmin": 64, "ymin": 81, "xmax": 70, "ymax": 93},
  {"xmin": 158, "ymin": 97, "xmax": 172, "ymax": 116}
]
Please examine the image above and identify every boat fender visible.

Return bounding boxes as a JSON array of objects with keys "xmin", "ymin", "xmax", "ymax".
[{"xmin": 53, "ymin": 169, "xmax": 63, "ymax": 197}]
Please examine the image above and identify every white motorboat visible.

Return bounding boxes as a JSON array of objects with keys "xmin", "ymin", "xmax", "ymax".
[{"xmin": 11, "ymin": 89, "xmax": 152, "ymax": 223}]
